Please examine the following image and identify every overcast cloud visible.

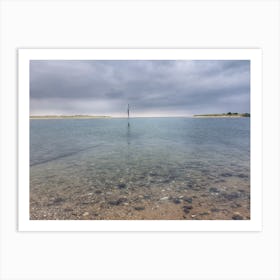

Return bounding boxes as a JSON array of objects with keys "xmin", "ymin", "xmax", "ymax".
[{"xmin": 30, "ymin": 60, "xmax": 250, "ymax": 117}]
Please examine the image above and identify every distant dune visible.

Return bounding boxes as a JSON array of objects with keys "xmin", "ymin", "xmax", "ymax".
[{"xmin": 30, "ymin": 115, "xmax": 112, "ymax": 119}]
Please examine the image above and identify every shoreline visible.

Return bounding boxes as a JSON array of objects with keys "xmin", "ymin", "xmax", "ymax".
[
  {"xmin": 30, "ymin": 113, "xmax": 250, "ymax": 120},
  {"xmin": 30, "ymin": 115, "xmax": 112, "ymax": 120}
]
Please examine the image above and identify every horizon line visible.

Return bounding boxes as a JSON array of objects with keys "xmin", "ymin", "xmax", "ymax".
[{"xmin": 29, "ymin": 115, "xmax": 194, "ymax": 118}]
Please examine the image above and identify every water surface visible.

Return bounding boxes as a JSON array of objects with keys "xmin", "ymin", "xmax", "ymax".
[{"xmin": 30, "ymin": 117, "xmax": 250, "ymax": 220}]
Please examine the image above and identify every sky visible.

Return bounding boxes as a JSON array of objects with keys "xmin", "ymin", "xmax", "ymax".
[{"xmin": 30, "ymin": 60, "xmax": 250, "ymax": 117}]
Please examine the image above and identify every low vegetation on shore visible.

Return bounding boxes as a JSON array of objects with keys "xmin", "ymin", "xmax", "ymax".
[{"xmin": 193, "ymin": 112, "xmax": 250, "ymax": 118}]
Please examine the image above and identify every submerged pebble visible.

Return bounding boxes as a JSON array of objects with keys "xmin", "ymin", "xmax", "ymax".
[
  {"xmin": 220, "ymin": 172, "xmax": 233, "ymax": 177},
  {"xmin": 210, "ymin": 208, "xmax": 220, "ymax": 212},
  {"xmin": 118, "ymin": 183, "xmax": 126, "ymax": 189},
  {"xmin": 134, "ymin": 206, "xmax": 145, "ymax": 211},
  {"xmin": 222, "ymin": 192, "xmax": 240, "ymax": 200},
  {"xmin": 172, "ymin": 198, "xmax": 181, "ymax": 204},
  {"xmin": 232, "ymin": 214, "xmax": 243, "ymax": 220},
  {"xmin": 183, "ymin": 205, "xmax": 193, "ymax": 214},
  {"xmin": 52, "ymin": 197, "xmax": 65, "ymax": 204},
  {"xmin": 237, "ymin": 174, "xmax": 248, "ymax": 179},
  {"xmin": 183, "ymin": 197, "xmax": 193, "ymax": 204},
  {"xmin": 108, "ymin": 198, "xmax": 127, "ymax": 206},
  {"xmin": 209, "ymin": 187, "xmax": 219, "ymax": 193},
  {"xmin": 232, "ymin": 212, "xmax": 243, "ymax": 220}
]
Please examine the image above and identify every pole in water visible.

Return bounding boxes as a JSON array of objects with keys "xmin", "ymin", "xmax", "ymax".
[{"xmin": 127, "ymin": 104, "xmax": 130, "ymax": 127}]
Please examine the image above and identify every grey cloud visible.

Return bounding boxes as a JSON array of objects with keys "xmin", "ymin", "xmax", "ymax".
[{"xmin": 30, "ymin": 60, "xmax": 250, "ymax": 116}]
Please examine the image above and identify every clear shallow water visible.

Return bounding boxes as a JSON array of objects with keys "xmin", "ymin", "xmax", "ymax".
[{"xmin": 30, "ymin": 118, "xmax": 250, "ymax": 220}]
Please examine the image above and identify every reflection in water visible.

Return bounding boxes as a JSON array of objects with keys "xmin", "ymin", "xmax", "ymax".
[
  {"xmin": 126, "ymin": 122, "xmax": 131, "ymax": 179},
  {"xmin": 126, "ymin": 122, "xmax": 131, "ymax": 145}
]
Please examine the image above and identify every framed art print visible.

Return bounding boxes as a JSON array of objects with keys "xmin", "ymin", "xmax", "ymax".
[
  {"xmin": 2, "ymin": 1, "xmax": 280, "ymax": 280},
  {"xmin": 18, "ymin": 48, "xmax": 262, "ymax": 231}
]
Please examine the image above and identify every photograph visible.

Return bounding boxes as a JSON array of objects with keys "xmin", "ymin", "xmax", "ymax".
[{"xmin": 29, "ymin": 59, "xmax": 251, "ymax": 221}]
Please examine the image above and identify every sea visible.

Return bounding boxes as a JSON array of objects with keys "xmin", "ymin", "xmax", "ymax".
[{"xmin": 30, "ymin": 117, "xmax": 250, "ymax": 220}]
